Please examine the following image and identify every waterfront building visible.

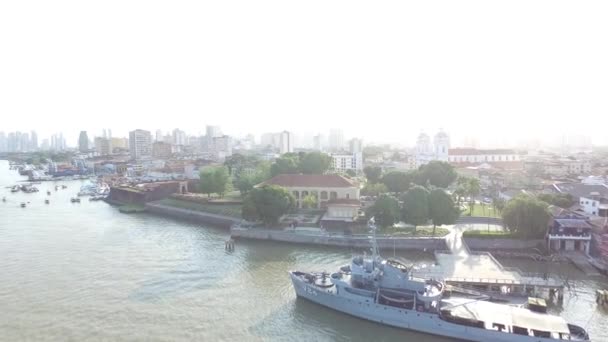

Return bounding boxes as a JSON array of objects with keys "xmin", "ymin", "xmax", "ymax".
[
  {"xmin": 547, "ymin": 215, "xmax": 593, "ymax": 255},
  {"xmin": 258, "ymin": 174, "xmax": 359, "ymax": 209},
  {"xmin": 79, "ymin": 131, "xmax": 89, "ymax": 152},
  {"xmin": 129, "ymin": 129, "xmax": 152, "ymax": 160}
]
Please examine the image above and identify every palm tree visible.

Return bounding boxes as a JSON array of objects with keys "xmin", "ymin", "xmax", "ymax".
[{"xmin": 467, "ymin": 178, "xmax": 481, "ymax": 216}]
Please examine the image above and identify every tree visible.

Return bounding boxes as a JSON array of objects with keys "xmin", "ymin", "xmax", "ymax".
[
  {"xmin": 362, "ymin": 183, "xmax": 389, "ymax": 196},
  {"xmin": 459, "ymin": 177, "xmax": 481, "ymax": 216},
  {"xmin": 253, "ymin": 161, "xmax": 272, "ymax": 183},
  {"xmin": 381, "ymin": 171, "xmax": 414, "ymax": 193},
  {"xmin": 236, "ymin": 174, "xmax": 255, "ymax": 195},
  {"xmin": 415, "ymin": 161, "xmax": 457, "ymax": 188},
  {"xmin": 538, "ymin": 193, "xmax": 575, "ymax": 209},
  {"xmin": 364, "ymin": 166, "xmax": 383, "ymax": 184},
  {"xmin": 402, "ymin": 186, "xmax": 430, "ymax": 232},
  {"xmin": 199, "ymin": 167, "xmax": 217, "ymax": 197},
  {"xmin": 199, "ymin": 166, "xmax": 230, "ymax": 197},
  {"xmin": 345, "ymin": 169, "xmax": 357, "ymax": 178},
  {"xmin": 366, "ymin": 195, "xmax": 400, "ymax": 228},
  {"xmin": 242, "ymin": 185, "xmax": 295, "ymax": 226},
  {"xmin": 502, "ymin": 195, "xmax": 550, "ymax": 238},
  {"xmin": 428, "ymin": 189, "xmax": 460, "ymax": 236},
  {"xmin": 299, "ymin": 152, "xmax": 332, "ymax": 174},
  {"xmin": 270, "ymin": 155, "xmax": 299, "ymax": 177},
  {"xmin": 493, "ymin": 196, "xmax": 506, "ymax": 214},
  {"xmin": 301, "ymin": 194, "xmax": 318, "ymax": 209}
]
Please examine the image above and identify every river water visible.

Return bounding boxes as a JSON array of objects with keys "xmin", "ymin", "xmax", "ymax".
[{"xmin": 0, "ymin": 160, "xmax": 606, "ymax": 341}]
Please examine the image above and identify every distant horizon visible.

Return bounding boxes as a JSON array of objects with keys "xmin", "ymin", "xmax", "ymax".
[
  {"xmin": 2, "ymin": 1, "xmax": 607, "ymax": 147},
  {"xmin": 0, "ymin": 127, "xmax": 600, "ymax": 151}
]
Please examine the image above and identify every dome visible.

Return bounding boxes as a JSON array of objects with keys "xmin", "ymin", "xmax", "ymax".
[
  {"xmin": 417, "ymin": 132, "xmax": 430, "ymax": 142},
  {"xmin": 435, "ymin": 130, "xmax": 449, "ymax": 139}
]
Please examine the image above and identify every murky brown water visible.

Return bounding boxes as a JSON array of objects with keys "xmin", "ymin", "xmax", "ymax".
[{"xmin": 0, "ymin": 160, "xmax": 606, "ymax": 341}]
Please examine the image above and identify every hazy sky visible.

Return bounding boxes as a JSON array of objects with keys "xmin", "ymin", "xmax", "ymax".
[{"xmin": 1, "ymin": 1, "xmax": 607, "ymax": 147}]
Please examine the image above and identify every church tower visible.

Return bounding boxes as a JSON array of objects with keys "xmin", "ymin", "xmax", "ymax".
[{"xmin": 434, "ymin": 130, "xmax": 450, "ymax": 162}]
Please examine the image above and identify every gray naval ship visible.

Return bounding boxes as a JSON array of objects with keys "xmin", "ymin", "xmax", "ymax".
[{"xmin": 289, "ymin": 218, "xmax": 590, "ymax": 342}]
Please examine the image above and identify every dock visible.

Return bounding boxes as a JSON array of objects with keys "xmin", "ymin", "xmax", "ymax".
[{"xmin": 413, "ymin": 226, "xmax": 566, "ymax": 299}]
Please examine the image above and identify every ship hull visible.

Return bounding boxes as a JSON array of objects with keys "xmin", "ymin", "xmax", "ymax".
[{"xmin": 289, "ymin": 272, "xmax": 584, "ymax": 342}]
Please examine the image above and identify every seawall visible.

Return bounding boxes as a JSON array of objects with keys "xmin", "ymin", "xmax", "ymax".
[
  {"xmin": 230, "ymin": 227, "xmax": 448, "ymax": 251},
  {"xmin": 464, "ymin": 237, "xmax": 544, "ymax": 250},
  {"xmin": 145, "ymin": 202, "xmax": 240, "ymax": 228}
]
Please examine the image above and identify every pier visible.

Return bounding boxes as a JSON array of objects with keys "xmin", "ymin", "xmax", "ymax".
[{"xmin": 413, "ymin": 225, "xmax": 566, "ymax": 299}]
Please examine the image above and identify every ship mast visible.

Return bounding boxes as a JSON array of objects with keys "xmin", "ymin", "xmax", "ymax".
[{"xmin": 368, "ymin": 217, "xmax": 380, "ymax": 260}]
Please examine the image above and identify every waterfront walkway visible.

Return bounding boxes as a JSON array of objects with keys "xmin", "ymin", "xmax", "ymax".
[{"xmin": 414, "ymin": 224, "xmax": 565, "ymax": 291}]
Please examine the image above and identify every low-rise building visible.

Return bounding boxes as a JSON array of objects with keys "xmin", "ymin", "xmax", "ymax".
[
  {"xmin": 258, "ymin": 174, "xmax": 359, "ymax": 209},
  {"xmin": 546, "ymin": 218, "xmax": 593, "ymax": 254},
  {"xmin": 551, "ymin": 182, "xmax": 608, "ymax": 217},
  {"xmin": 448, "ymin": 148, "xmax": 521, "ymax": 165}
]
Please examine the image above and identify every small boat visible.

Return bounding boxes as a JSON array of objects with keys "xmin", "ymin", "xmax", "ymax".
[
  {"xmin": 70, "ymin": 197, "xmax": 81, "ymax": 203},
  {"xmin": 45, "ymin": 199, "xmax": 50, "ymax": 204},
  {"xmin": 20, "ymin": 202, "xmax": 26, "ymax": 208},
  {"xmin": 11, "ymin": 185, "xmax": 20, "ymax": 193},
  {"xmin": 47, "ymin": 191, "xmax": 51, "ymax": 196},
  {"xmin": 2, "ymin": 197, "xmax": 6, "ymax": 202},
  {"xmin": 62, "ymin": 185, "xmax": 68, "ymax": 189}
]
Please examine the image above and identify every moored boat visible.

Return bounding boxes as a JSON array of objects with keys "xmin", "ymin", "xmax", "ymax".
[{"xmin": 289, "ymin": 218, "xmax": 590, "ymax": 342}]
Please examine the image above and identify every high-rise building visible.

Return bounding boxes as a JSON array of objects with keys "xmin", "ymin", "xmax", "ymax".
[
  {"xmin": 30, "ymin": 131, "xmax": 38, "ymax": 151},
  {"xmin": 329, "ymin": 129, "xmax": 344, "ymax": 152},
  {"xmin": 0, "ymin": 132, "xmax": 6, "ymax": 152},
  {"xmin": 349, "ymin": 138, "xmax": 363, "ymax": 154},
  {"xmin": 41, "ymin": 139, "xmax": 50, "ymax": 150},
  {"xmin": 173, "ymin": 128, "xmax": 187, "ymax": 146},
  {"xmin": 313, "ymin": 134, "xmax": 324, "ymax": 151},
  {"xmin": 213, "ymin": 135, "xmax": 232, "ymax": 158},
  {"xmin": 95, "ymin": 137, "xmax": 112, "ymax": 156},
  {"xmin": 129, "ymin": 129, "xmax": 152, "ymax": 160},
  {"xmin": 279, "ymin": 131, "xmax": 294, "ymax": 154},
  {"xmin": 78, "ymin": 131, "xmax": 89, "ymax": 152},
  {"xmin": 111, "ymin": 137, "xmax": 128, "ymax": 150},
  {"xmin": 206, "ymin": 125, "xmax": 222, "ymax": 139},
  {"xmin": 155, "ymin": 129, "xmax": 163, "ymax": 142},
  {"xmin": 50, "ymin": 133, "xmax": 66, "ymax": 151}
]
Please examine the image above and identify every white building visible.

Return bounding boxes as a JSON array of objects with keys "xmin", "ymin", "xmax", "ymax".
[
  {"xmin": 414, "ymin": 131, "xmax": 450, "ymax": 168},
  {"xmin": 448, "ymin": 148, "xmax": 521, "ymax": 164},
  {"xmin": 349, "ymin": 138, "xmax": 363, "ymax": 153},
  {"xmin": 313, "ymin": 134, "xmax": 324, "ymax": 151},
  {"xmin": 329, "ymin": 128, "xmax": 344, "ymax": 152},
  {"xmin": 279, "ymin": 131, "xmax": 294, "ymax": 154},
  {"xmin": 129, "ymin": 129, "xmax": 152, "ymax": 160},
  {"xmin": 331, "ymin": 152, "xmax": 363, "ymax": 174},
  {"xmin": 213, "ymin": 135, "xmax": 233, "ymax": 160},
  {"xmin": 172, "ymin": 129, "xmax": 187, "ymax": 146}
]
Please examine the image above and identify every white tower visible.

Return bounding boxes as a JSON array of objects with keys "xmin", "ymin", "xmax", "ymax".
[{"xmin": 434, "ymin": 130, "xmax": 450, "ymax": 162}]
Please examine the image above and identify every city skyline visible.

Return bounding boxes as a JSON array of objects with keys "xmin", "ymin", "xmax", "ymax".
[{"xmin": 1, "ymin": 1, "xmax": 607, "ymax": 147}]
